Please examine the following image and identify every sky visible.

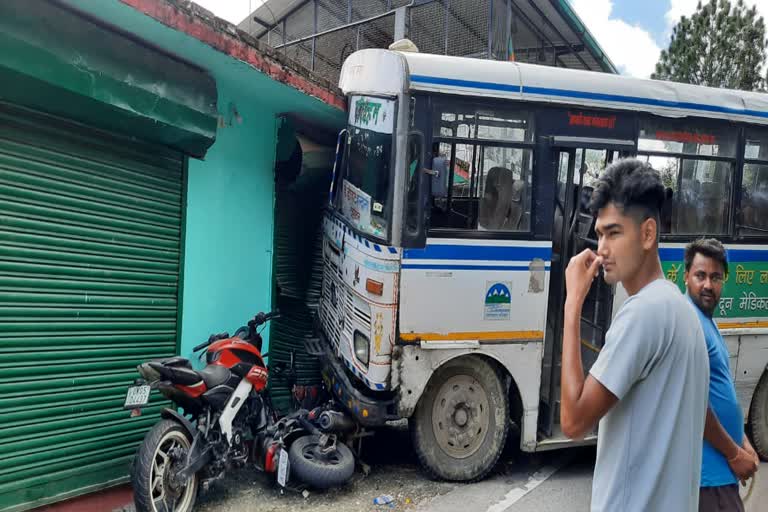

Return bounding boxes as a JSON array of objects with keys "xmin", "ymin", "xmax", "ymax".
[
  {"xmin": 193, "ymin": 0, "xmax": 768, "ymax": 78},
  {"xmin": 192, "ymin": 0, "xmax": 262, "ymax": 26},
  {"xmin": 570, "ymin": 0, "xmax": 768, "ymax": 77}
]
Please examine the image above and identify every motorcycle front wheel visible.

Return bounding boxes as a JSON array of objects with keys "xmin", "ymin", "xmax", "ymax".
[{"xmin": 132, "ymin": 419, "xmax": 199, "ymax": 512}]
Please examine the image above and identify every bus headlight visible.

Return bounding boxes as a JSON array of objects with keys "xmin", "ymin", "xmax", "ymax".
[{"xmin": 353, "ymin": 330, "xmax": 370, "ymax": 366}]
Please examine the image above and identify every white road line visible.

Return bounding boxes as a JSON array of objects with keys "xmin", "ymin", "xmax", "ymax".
[{"xmin": 485, "ymin": 455, "xmax": 572, "ymax": 512}]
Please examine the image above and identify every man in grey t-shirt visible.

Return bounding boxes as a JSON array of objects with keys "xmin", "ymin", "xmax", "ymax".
[{"xmin": 561, "ymin": 159, "xmax": 709, "ymax": 511}]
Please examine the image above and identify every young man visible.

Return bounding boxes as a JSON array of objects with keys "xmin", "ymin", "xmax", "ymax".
[
  {"xmin": 683, "ymin": 238, "xmax": 760, "ymax": 512},
  {"xmin": 560, "ymin": 159, "xmax": 710, "ymax": 511}
]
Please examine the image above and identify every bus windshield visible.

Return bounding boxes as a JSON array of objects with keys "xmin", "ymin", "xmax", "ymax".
[{"xmin": 339, "ymin": 95, "xmax": 395, "ymax": 240}]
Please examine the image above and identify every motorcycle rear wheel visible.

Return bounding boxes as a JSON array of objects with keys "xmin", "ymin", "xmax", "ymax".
[
  {"xmin": 288, "ymin": 435, "xmax": 355, "ymax": 489},
  {"xmin": 132, "ymin": 420, "xmax": 199, "ymax": 512}
]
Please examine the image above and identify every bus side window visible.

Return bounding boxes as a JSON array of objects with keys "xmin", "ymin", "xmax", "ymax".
[
  {"xmin": 429, "ymin": 143, "xmax": 532, "ymax": 232},
  {"xmin": 477, "ymin": 159, "xmax": 530, "ymax": 231},
  {"xmin": 429, "ymin": 101, "xmax": 533, "ymax": 233},
  {"xmin": 638, "ymin": 119, "xmax": 735, "ymax": 236},
  {"xmin": 430, "ymin": 141, "xmax": 450, "ymax": 203},
  {"xmin": 740, "ymin": 130, "xmax": 768, "ymax": 235},
  {"xmin": 660, "ymin": 185, "xmax": 675, "ymax": 234},
  {"xmin": 740, "ymin": 164, "xmax": 768, "ymax": 234}
]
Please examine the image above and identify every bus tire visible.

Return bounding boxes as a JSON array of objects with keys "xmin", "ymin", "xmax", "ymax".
[
  {"xmin": 410, "ymin": 356, "xmax": 509, "ymax": 481},
  {"xmin": 749, "ymin": 370, "xmax": 768, "ymax": 461}
]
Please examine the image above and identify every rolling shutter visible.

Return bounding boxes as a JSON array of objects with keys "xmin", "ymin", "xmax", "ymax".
[{"xmin": 0, "ymin": 104, "xmax": 183, "ymax": 511}]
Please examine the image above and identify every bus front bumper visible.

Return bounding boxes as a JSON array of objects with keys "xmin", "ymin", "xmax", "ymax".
[{"xmin": 314, "ymin": 331, "xmax": 398, "ymax": 427}]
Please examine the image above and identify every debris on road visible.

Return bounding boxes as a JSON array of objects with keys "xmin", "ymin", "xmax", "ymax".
[{"xmin": 373, "ymin": 494, "xmax": 394, "ymax": 506}]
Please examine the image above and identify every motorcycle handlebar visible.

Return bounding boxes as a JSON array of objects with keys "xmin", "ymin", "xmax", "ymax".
[
  {"xmin": 193, "ymin": 311, "xmax": 279, "ymax": 352},
  {"xmin": 192, "ymin": 340, "xmax": 210, "ymax": 352},
  {"xmin": 251, "ymin": 310, "xmax": 280, "ymax": 327}
]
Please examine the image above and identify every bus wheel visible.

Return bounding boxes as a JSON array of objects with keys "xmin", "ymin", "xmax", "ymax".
[
  {"xmin": 410, "ymin": 356, "xmax": 509, "ymax": 481},
  {"xmin": 749, "ymin": 370, "xmax": 768, "ymax": 461}
]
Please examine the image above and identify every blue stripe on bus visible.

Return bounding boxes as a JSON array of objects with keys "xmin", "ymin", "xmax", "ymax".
[
  {"xmin": 660, "ymin": 247, "xmax": 768, "ymax": 262},
  {"xmin": 521, "ymin": 86, "xmax": 768, "ymax": 119},
  {"xmin": 410, "ymin": 74, "xmax": 522, "ymax": 93},
  {"xmin": 409, "ymin": 75, "xmax": 768, "ymax": 119},
  {"xmin": 402, "ymin": 264, "xmax": 550, "ymax": 271},
  {"xmin": 658, "ymin": 248, "xmax": 684, "ymax": 261},
  {"xmin": 403, "ymin": 244, "xmax": 552, "ymax": 261}
]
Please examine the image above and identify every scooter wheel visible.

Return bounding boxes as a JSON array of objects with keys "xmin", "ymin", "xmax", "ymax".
[{"xmin": 288, "ymin": 435, "xmax": 355, "ymax": 489}]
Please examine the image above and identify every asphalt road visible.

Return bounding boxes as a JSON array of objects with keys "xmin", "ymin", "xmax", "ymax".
[
  {"xmin": 419, "ymin": 447, "xmax": 767, "ymax": 512},
  {"xmin": 197, "ymin": 427, "xmax": 767, "ymax": 512}
]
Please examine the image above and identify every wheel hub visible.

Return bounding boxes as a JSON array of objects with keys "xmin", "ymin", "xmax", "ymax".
[
  {"xmin": 453, "ymin": 407, "xmax": 469, "ymax": 427},
  {"xmin": 432, "ymin": 375, "xmax": 491, "ymax": 459},
  {"xmin": 166, "ymin": 447, "xmax": 188, "ymax": 493},
  {"xmin": 149, "ymin": 430, "xmax": 196, "ymax": 512},
  {"xmin": 302, "ymin": 443, "xmax": 343, "ymax": 465}
]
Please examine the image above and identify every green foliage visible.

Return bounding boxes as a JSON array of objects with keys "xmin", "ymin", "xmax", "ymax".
[
  {"xmin": 659, "ymin": 162, "xmax": 678, "ymax": 190},
  {"xmin": 653, "ymin": 0, "xmax": 768, "ymax": 91}
]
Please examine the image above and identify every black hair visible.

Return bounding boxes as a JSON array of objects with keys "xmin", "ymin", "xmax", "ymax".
[
  {"xmin": 589, "ymin": 158, "xmax": 665, "ymax": 227},
  {"xmin": 684, "ymin": 238, "xmax": 729, "ymax": 277}
]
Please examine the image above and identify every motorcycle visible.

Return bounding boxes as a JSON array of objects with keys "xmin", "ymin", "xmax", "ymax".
[{"xmin": 124, "ymin": 311, "xmax": 356, "ymax": 512}]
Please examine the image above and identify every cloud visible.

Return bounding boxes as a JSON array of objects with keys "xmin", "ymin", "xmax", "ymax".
[{"xmin": 570, "ymin": 0, "xmax": 662, "ymax": 78}]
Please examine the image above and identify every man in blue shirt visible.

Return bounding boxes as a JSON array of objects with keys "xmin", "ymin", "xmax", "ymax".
[{"xmin": 684, "ymin": 238, "xmax": 760, "ymax": 512}]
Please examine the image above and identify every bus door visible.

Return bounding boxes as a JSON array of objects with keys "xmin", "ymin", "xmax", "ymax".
[{"xmin": 539, "ymin": 138, "xmax": 634, "ymax": 438}]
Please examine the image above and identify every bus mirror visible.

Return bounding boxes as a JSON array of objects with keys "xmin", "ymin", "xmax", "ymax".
[
  {"xmin": 402, "ymin": 130, "xmax": 428, "ymax": 249},
  {"xmin": 329, "ymin": 128, "xmax": 347, "ymax": 206}
]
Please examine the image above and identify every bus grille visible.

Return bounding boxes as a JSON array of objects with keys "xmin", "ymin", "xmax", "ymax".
[
  {"xmin": 320, "ymin": 260, "xmax": 344, "ymax": 351},
  {"xmin": 320, "ymin": 256, "xmax": 372, "ymax": 351}
]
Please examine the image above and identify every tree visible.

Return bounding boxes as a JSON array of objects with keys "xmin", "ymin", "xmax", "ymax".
[
  {"xmin": 659, "ymin": 161, "xmax": 679, "ymax": 191},
  {"xmin": 653, "ymin": 0, "xmax": 768, "ymax": 91}
]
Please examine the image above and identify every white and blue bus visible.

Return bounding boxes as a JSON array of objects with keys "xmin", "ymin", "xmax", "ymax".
[{"xmin": 314, "ymin": 45, "xmax": 768, "ymax": 481}]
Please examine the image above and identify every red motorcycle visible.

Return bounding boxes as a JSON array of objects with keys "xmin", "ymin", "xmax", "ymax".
[{"xmin": 125, "ymin": 311, "xmax": 356, "ymax": 512}]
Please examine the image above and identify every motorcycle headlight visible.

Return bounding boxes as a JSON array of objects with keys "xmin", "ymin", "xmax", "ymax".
[{"xmin": 353, "ymin": 330, "xmax": 370, "ymax": 366}]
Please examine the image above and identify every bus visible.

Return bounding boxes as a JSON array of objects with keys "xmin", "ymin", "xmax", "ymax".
[{"xmin": 311, "ymin": 45, "xmax": 768, "ymax": 482}]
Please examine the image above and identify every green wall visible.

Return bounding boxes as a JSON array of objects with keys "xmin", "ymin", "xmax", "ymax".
[
  {"xmin": 60, "ymin": 0, "xmax": 345, "ymax": 360},
  {"xmin": 181, "ymin": 80, "xmax": 278, "ymax": 362}
]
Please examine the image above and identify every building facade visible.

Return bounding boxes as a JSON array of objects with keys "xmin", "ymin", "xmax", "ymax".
[{"xmin": 0, "ymin": 1, "xmax": 344, "ymax": 510}]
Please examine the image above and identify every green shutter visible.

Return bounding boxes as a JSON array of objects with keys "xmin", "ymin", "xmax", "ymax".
[{"xmin": 0, "ymin": 104, "xmax": 184, "ymax": 511}]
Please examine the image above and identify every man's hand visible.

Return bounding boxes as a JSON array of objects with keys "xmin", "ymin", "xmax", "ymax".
[
  {"xmin": 565, "ymin": 249, "xmax": 603, "ymax": 309},
  {"xmin": 743, "ymin": 437, "xmax": 760, "ymax": 468},
  {"xmin": 560, "ymin": 247, "xmax": 617, "ymax": 439},
  {"xmin": 728, "ymin": 447, "xmax": 759, "ymax": 482}
]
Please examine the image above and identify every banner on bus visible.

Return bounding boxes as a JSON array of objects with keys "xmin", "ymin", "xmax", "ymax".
[{"xmin": 663, "ymin": 259, "xmax": 768, "ymax": 319}]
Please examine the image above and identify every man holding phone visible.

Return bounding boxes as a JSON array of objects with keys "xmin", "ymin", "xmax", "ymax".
[{"xmin": 560, "ymin": 159, "xmax": 710, "ymax": 511}]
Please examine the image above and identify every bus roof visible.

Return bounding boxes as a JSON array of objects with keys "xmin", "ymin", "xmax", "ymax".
[{"xmin": 339, "ymin": 49, "xmax": 768, "ymax": 126}]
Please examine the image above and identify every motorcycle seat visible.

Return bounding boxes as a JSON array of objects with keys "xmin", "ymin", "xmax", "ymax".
[
  {"xmin": 147, "ymin": 362, "xmax": 200, "ymax": 385},
  {"xmin": 198, "ymin": 365, "xmax": 231, "ymax": 388},
  {"xmin": 161, "ymin": 356, "xmax": 191, "ymax": 368}
]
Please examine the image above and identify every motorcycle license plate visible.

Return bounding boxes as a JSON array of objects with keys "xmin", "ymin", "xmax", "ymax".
[
  {"xmin": 277, "ymin": 448, "xmax": 290, "ymax": 487},
  {"xmin": 124, "ymin": 385, "xmax": 151, "ymax": 409}
]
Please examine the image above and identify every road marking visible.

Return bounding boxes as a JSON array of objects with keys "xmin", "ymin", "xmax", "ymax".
[{"xmin": 486, "ymin": 455, "xmax": 572, "ymax": 512}]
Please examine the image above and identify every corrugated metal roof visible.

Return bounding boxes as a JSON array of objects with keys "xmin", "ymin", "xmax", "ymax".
[
  {"xmin": 238, "ymin": 0, "xmax": 311, "ymax": 38},
  {"xmin": 237, "ymin": 0, "xmax": 618, "ymax": 74}
]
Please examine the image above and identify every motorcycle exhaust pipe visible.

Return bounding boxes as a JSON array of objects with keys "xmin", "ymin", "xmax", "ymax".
[{"xmin": 318, "ymin": 410, "xmax": 356, "ymax": 433}]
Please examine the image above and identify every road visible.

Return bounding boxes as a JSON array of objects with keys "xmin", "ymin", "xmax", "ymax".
[
  {"xmin": 197, "ymin": 426, "xmax": 767, "ymax": 512},
  {"xmin": 419, "ymin": 448, "xmax": 767, "ymax": 512}
]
